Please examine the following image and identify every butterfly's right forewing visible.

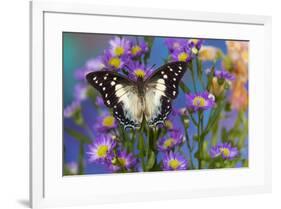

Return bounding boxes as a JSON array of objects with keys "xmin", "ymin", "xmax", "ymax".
[{"xmin": 144, "ymin": 61, "xmax": 187, "ymax": 127}]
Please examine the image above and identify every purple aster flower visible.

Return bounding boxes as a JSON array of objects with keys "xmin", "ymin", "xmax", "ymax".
[
  {"xmin": 74, "ymin": 83, "xmax": 88, "ymax": 101},
  {"xmin": 165, "ymin": 38, "xmax": 188, "ymax": 53},
  {"xmin": 103, "ymin": 50, "xmax": 126, "ymax": 70},
  {"xmin": 65, "ymin": 162, "xmax": 78, "ymax": 174},
  {"xmin": 129, "ymin": 40, "xmax": 149, "ymax": 58},
  {"xmin": 74, "ymin": 57, "xmax": 105, "ymax": 81},
  {"xmin": 94, "ymin": 111, "xmax": 118, "ymax": 133},
  {"xmin": 188, "ymin": 39, "xmax": 203, "ymax": 55},
  {"xmin": 63, "ymin": 100, "xmax": 80, "ymax": 118},
  {"xmin": 162, "ymin": 151, "xmax": 188, "ymax": 171},
  {"xmin": 87, "ymin": 135, "xmax": 116, "ymax": 164},
  {"xmin": 171, "ymin": 47, "xmax": 192, "ymax": 62},
  {"xmin": 214, "ymin": 70, "xmax": 235, "ymax": 81},
  {"xmin": 109, "ymin": 36, "xmax": 130, "ymax": 57},
  {"xmin": 172, "ymin": 107, "xmax": 189, "ymax": 116},
  {"xmin": 95, "ymin": 96, "xmax": 106, "ymax": 108},
  {"xmin": 74, "ymin": 66, "xmax": 89, "ymax": 81},
  {"xmin": 210, "ymin": 143, "xmax": 239, "ymax": 160},
  {"xmin": 157, "ymin": 130, "xmax": 184, "ymax": 151},
  {"xmin": 107, "ymin": 150, "xmax": 137, "ymax": 171},
  {"xmin": 210, "ymin": 145, "xmax": 221, "ymax": 158},
  {"xmin": 85, "ymin": 56, "xmax": 106, "ymax": 71},
  {"xmin": 186, "ymin": 91, "xmax": 215, "ymax": 111},
  {"xmin": 126, "ymin": 61, "xmax": 154, "ymax": 81}
]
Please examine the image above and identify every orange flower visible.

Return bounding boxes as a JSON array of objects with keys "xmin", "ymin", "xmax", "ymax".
[
  {"xmin": 225, "ymin": 41, "xmax": 249, "ymax": 110},
  {"xmin": 199, "ymin": 46, "xmax": 219, "ymax": 61},
  {"xmin": 230, "ymin": 80, "xmax": 248, "ymax": 110}
]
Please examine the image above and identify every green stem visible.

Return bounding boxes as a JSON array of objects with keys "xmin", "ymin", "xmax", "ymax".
[
  {"xmin": 82, "ymin": 123, "xmax": 94, "ymax": 140},
  {"xmin": 138, "ymin": 128, "xmax": 145, "ymax": 171},
  {"xmin": 189, "ymin": 112, "xmax": 198, "ymax": 126},
  {"xmin": 190, "ymin": 68, "xmax": 197, "ymax": 93},
  {"xmin": 197, "ymin": 111, "xmax": 204, "ymax": 169},
  {"xmin": 197, "ymin": 113, "xmax": 201, "ymax": 169},
  {"xmin": 78, "ymin": 142, "xmax": 84, "ymax": 175},
  {"xmin": 196, "ymin": 57, "xmax": 205, "ymax": 89},
  {"xmin": 184, "ymin": 128, "xmax": 194, "ymax": 169}
]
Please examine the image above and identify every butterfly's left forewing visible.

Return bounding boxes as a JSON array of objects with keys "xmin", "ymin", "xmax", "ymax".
[
  {"xmin": 144, "ymin": 61, "xmax": 187, "ymax": 127},
  {"xmin": 86, "ymin": 71, "xmax": 143, "ymax": 129}
]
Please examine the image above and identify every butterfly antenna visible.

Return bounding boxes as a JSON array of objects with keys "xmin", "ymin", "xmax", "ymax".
[{"xmin": 150, "ymin": 64, "xmax": 156, "ymax": 70}]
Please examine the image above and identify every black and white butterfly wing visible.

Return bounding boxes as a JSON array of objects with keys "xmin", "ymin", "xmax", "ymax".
[
  {"xmin": 86, "ymin": 71, "xmax": 143, "ymax": 129},
  {"xmin": 144, "ymin": 61, "xmax": 187, "ymax": 127}
]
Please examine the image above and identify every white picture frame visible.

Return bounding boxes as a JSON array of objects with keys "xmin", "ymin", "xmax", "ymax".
[{"xmin": 30, "ymin": 1, "xmax": 272, "ymax": 208}]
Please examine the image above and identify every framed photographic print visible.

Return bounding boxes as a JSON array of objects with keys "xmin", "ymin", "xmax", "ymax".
[{"xmin": 30, "ymin": 1, "xmax": 272, "ymax": 208}]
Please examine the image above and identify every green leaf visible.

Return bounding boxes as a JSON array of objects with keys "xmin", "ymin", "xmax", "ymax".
[
  {"xmin": 242, "ymin": 159, "xmax": 249, "ymax": 167},
  {"xmin": 137, "ymin": 134, "xmax": 145, "ymax": 158},
  {"xmin": 143, "ymin": 37, "xmax": 154, "ymax": 65},
  {"xmin": 194, "ymin": 150, "xmax": 200, "ymax": 160},
  {"xmin": 179, "ymin": 81, "xmax": 191, "ymax": 93},
  {"xmin": 145, "ymin": 151, "xmax": 155, "ymax": 171},
  {"xmin": 193, "ymin": 135, "xmax": 199, "ymax": 142},
  {"xmin": 221, "ymin": 127, "xmax": 228, "ymax": 142},
  {"xmin": 224, "ymin": 102, "xmax": 232, "ymax": 112},
  {"xmin": 222, "ymin": 55, "xmax": 233, "ymax": 71},
  {"xmin": 64, "ymin": 127, "xmax": 91, "ymax": 144},
  {"xmin": 211, "ymin": 121, "xmax": 219, "ymax": 146},
  {"xmin": 144, "ymin": 37, "xmax": 154, "ymax": 48}
]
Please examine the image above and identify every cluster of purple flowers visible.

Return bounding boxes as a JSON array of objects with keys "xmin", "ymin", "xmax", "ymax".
[
  {"xmin": 165, "ymin": 38, "xmax": 203, "ymax": 62},
  {"xmin": 63, "ymin": 100, "xmax": 80, "ymax": 118},
  {"xmin": 87, "ymin": 135, "xmax": 137, "ymax": 172},
  {"xmin": 210, "ymin": 143, "xmax": 239, "ymax": 160},
  {"xmin": 157, "ymin": 130, "xmax": 188, "ymax": 171},
  {"xmin": 206, "ymin": 68, "xmax": 235, "ymax": 82},
  {"xmin": 64, "ymin": 36, "xmax": 151, "ymax": 118},
  {"xmin": 74, "ymin": 36, "xmax": 151, "ymax": 82}
]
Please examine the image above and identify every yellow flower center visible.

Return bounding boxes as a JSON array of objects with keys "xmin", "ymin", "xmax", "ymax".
[
  {"xmin": 169, "ymin": 159, "xmax": 180, "ymax": 170},
  {"xmin": 114, "ymin": 46, "xmax": 125, "ymax": 56},
  {"xmin": 192, "ymin": 47, "xmax": 199, "ymax": 54},
  {"xmin": 131, "ymin": 45, "xmax": 141, "ymax": 55},
  {"xmin": 164, "ymin": 138, "xmax": 175, "ymax": 148},
  {"xmin": 190, "ymin": 39, "xmax": 199, "ymax": 45},
  {"xmin": 102, "ymin": 116, "xmax": 115, "ymax": 127},
  {"xmin": 117, "ymin": 157, "xmax": 126, "ymax": 167},
  {"xmin": 109, "ymin": 57, "xmax": 121, "ymax": 68},
  {"xmin": 111, "ymin": 157, "xmax": 126, "ymax": 167},
  {"xmin": 192, "ymin": 96, "xmax": 206, "ymax": 107},
  {"xmin": 220, "ymin": 148, "xmax": 230, "ymax": 157},
  {"xmin": 178, "ymin": 52, "xmax": 189, "ymax": 61},
  {"xmin": 134, "ymin": 69, "xmax": 146, "ymax": 78},
  {"xmin": 164, "ymin": 120, "xmax": 173, "ymax": 129},
  {"xmin": 97, "ymin": 145, "xmax": 108, "ymax": 157}
]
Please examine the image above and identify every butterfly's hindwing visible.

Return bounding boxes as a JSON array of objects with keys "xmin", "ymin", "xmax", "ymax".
[
  {"xmin": 144, "ymin": 93, "xmax": 172, "ymax": 127},
  {"xmin": 86, "ymin": 71, "xmax": 143, "ymax": 129},
  {"xmin": 113, "ymin": 91, "xmax": 143, "ymax": 129},
  {"xmin": 144, "ymin": 61, "xmax": 187, "ymax": 126}
]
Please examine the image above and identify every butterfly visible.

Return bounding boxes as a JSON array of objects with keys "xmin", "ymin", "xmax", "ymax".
[{"xmin": 86, "ymin": 61, "xmax": 187, "ymax": 130}]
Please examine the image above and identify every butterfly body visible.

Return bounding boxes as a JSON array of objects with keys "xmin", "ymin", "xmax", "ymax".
[{"xmin": 86, "ymin": 61, "xmax": 187, "ymax": 130}]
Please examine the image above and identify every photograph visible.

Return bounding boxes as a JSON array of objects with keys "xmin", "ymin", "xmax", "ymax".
[{"xmin": 63, "ymin": 33, "xmax": 249, "ymax": 175}]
